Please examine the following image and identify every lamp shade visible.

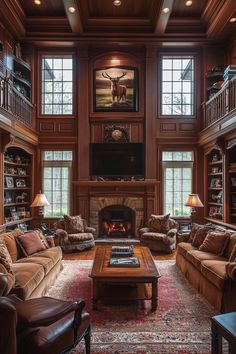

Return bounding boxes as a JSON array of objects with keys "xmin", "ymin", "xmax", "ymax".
[
  {"xmin": 184, "ymin": 194, "xmax": 204, "ymax": 208},
  {"xmin": 31, "ymin": 192, "xmax": 50, "ymax": 208}
]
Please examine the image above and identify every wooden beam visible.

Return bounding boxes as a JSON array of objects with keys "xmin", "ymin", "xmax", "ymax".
[
  {"xmin": 154, "ymin": 0, "xmax": 174, "ymax": 35},
  {"xmin": 203, "ymin": 0, "xmax": 236, "ymax": 38},
  {"xmin": 62, "ymin": 0, "xmax": 83, "ymax": 35},
  {"xmin": 0, "ymin": 0, "xmax": 25, "ymax": 39}
]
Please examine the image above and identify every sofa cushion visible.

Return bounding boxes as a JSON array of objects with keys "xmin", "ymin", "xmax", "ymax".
[
  {"xmin": 199, "ymin": 230, "xmax": 230, "ymax": 256},
  {"xmin": 68, "ymin": 233, "xmax": 94, "ymax": 243},
  {"xmin": 12, "ymin": 262, "xmax": 45, "ymax": 299},
  {"xmin": 32, "ymin": 247, "xmax": 62, "ymax": 265},
  {"xmin": 64, "ymin": 215, "xmax": 84, "ymax": 234},
  {"xmin": 148, "ymin": 214, "xmax": 170, "ymax": 233},
  {"xmin": 192, "ymin": 225, "xmax": 213, "ymax": 248},
  {"xmin": 177, "ymin": 242, "xmax": 196, "ymax": 257},
  {"xmin": 229, "ymin": 245, "xmax": 236, "ymax": 262},
  {"xmin": 16, "ymin": 255, "xmax": 54, "ymax": 275},
  {"xmin": 200, "ymin": 260, "xmax": 229, "ymax": 290},
  {"xmin": 0, "ymin": 240, "xmax": 13, "ymax": 274},
  {"xmin": 1, "ymin": 228, "xmax": 23, "ymax": 262},
  {"xmin": 186, "ymin": 249, "xmax": 225, "ymax": 270},
  {"xmin": 226, "ymin": 233, "xmax": 236, "ymax": 260},
  {"xmin": 141, "ymin": 232, "xmax": 166, "ymax": 241},
  {"xmin": 16, "ymin": 231, "xmax": 46, "ymax": 256}
]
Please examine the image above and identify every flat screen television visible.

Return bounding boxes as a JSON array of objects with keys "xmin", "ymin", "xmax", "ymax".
[{"xmin": 90, "ymin": 143, "xmax": 145, "ymax": 177}]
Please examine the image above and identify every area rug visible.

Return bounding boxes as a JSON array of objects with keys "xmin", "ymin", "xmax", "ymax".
[{"xmin": 46, "ymin": 260, "xmax": 215, "ymax": 354}]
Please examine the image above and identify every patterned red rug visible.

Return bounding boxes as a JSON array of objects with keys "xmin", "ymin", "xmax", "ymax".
[{"xmin": 47, "ymin": 260, "xmax": 214, "ymax": 354}]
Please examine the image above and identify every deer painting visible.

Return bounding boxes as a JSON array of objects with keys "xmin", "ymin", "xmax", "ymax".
[{"xmin": 102, "ymin": 72, "xmax": 127, "ymax": 103}]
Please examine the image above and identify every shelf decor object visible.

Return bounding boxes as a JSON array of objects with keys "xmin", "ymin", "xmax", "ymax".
[
  {"xmin": 31, "ymin": 191, "xmax": 50, "ymax": 216},
  {"xmin": 184, "ymin": 193, "xmax": 204, "ymax": 224}
]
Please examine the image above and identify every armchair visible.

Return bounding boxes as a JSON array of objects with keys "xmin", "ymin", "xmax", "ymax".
[
  {"xmin": 54, "ymin": 215, "xmax": 95, "ymax": 252},
  {"xmin": 0, "ymin": 294, "xmax": 90, "ymax": 354},
  {"xmin": 139, "ymin": 214, "xmax": 179, "ymax": 253}
]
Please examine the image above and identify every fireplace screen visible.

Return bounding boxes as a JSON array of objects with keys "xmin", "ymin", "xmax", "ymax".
[{"xmin": 99, "ymin": 205, "xmax": 135, "ymax": 238}]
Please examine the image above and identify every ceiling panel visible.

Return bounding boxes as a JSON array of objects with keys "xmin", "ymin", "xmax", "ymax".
[
  {"xmin": 18, "ymin": 0, "xmax": 65, "ymax": 17},
  {"xmin": 87, "ymin": 0, "xmax": 154, "ymax": 18}
]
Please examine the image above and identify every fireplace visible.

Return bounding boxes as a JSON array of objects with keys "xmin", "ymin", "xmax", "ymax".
[{"xmin": 99, "ymin": 205, "xmax": 135, "ymax": 238}]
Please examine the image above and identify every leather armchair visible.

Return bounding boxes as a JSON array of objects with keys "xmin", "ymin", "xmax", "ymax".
[
  {"xmin": 139, "ymin": 215, "xmax": 179, "ymax": 253},
  {"xmin": 0, "ymin": 293, "xmax": 90, "ymax": 354}
]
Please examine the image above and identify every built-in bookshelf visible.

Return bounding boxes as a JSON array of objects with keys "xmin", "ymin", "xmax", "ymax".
[
  {"xmin": 206, "ymin": 148, "xmax": 223, "ymax": 221},
  {"xmin": 228, "ymin": 145, "xmax": 236, "ymax": 225},
  {"xmin": 4, "ymin": 147, "xmax": 32, "ymax": 229}
]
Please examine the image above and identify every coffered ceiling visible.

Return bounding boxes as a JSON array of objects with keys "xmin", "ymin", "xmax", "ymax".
[{"xmin": 0, "ymin": 0, "xmax": 235, "ymax": 45}]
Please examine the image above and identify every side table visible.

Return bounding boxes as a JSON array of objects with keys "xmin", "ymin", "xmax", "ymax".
[{"xmin": 211, "ymin": 312, "xmax": 236, "ymax": 354}]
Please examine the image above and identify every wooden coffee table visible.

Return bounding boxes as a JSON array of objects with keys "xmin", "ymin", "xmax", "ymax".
[{"xmin": 90, "ymin": 245, "xmax": 161, "ymax": 310}]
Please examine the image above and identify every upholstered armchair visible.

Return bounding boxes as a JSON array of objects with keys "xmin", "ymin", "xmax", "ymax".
[
  {"xmin": 138, "ymin": 214, "xmax": 179, "ymax": 253},
  {"xmin": 54, "ymin": 215, "xmax": 95, "ymax": 252},
  {"xmin": 0, "ymin": 291, "xmax": 90, "ymax": 354}
]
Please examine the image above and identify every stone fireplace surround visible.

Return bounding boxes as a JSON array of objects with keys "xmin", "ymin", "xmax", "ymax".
[
  {"xmin": 74, "ymin": 180, "xmax": 159, "ymax": 239},
  {"xmin": 90, "ymin": 197, "xmax": 144, "ymax": 238}
]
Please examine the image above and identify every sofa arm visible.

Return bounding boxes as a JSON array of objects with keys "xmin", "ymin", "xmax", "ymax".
[
  {"xmin": 0, "ymin": 297, "xmax": 17, "ymax": 354},
  {"xmin": 84, "ymin": 226, "xmax": 96, "ymax": 236},
  {"xmin": 138, "ymin": 227, "xmax": 150, "ymax": 237},
  {"xmin": 0, "ymin": 265, "xmax": 15, "ymax": 296},
  {"xmin": 226, "ymin": 262, "xmax": 236, "ymax": 281},
  {"xmin": 167, "ymin": 228, "xmax": 178, "ymax": 237},
  {"xmin": 54, "ymin": 228, "xmax": 69, "ymax": 245}
]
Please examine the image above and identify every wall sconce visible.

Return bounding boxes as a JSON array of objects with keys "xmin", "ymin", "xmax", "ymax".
[{"xmin": 31, "ymin": 191, "xmax": 50, "ymax": 216}]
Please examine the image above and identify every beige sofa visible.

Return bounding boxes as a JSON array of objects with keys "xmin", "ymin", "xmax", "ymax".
[
  {"xmin": 176, "ymin": 226, "xmax": 236, "ymax": 312},
  {"xmin": 0, "ymin": 229, "xmax": 63, "ymax": 300}
]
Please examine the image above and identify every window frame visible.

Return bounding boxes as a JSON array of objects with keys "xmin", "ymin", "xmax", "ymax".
[
  {"xmin": 38, "ymin": 52, "xmax": 76, "ymax": 118},
  {"xmin": 162, "ymin": 153, "xmax": 194, "ymax": 217},
  {"xmin": 158, "ymin": 51, "xmax": 198, "ymax": 119},
  {"xmin": 42, "ymin": 151, "xmax": 73, "ymax": 218}
]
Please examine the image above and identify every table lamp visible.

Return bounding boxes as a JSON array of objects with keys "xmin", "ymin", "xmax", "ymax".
[
  {"xmin": 184, "ymin": 193, "xmax": 204, "ymax": 225},
  {"xmin": 31, "ymin": 191, "xmax": 50, "ymax": 216}
]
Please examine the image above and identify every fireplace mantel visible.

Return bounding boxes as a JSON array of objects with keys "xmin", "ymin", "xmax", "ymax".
[{"xmin": 73, "ymin": 179, "xmax": 160, "ymax": 187}]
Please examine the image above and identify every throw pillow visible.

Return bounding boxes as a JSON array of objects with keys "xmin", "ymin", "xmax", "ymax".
[
  {"xmin": 192, "ymin": 225, "xmax": 213, "ymax": 248},
  {"xmin": 199, "ymin": 230, "xmax": 231, "ymax": 256},
  {"xmin": 16, "ymin": 231, "xmax": 46, "ymax": 257},
  {"xmin": 36, "ymin": 230, "xmax": 50, "ymax": 249},
  {"xmin": 148, "ymin": 214, "xmax": 170, "ymax": 233},
  {"xmin": 188, "ymin": 224, "xmax": 201, "ymax": 243},
  {"xmin": 0, "ymin": 240, "xmax": 13, "ymax": 274},
  {"xmin": 2, "ymin": 228, "xmax": 23, "ymax": 262},
  {"xmin": 63, "ymin": 215, "xmax": 84, "ymax": 234}
]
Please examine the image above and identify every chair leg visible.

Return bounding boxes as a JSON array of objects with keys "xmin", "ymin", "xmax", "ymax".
[{"xmin": 84, "ymin": 327, "xmax": 91, "ymax": 354}]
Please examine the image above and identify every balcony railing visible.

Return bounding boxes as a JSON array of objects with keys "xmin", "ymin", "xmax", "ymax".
[
  {"xmin": 204, "ymin": 75, "xmax": 236, "ymax": 128},
  {"xmin": 0, "ymin": 60, "xmax": 35, "ymax": 129}
]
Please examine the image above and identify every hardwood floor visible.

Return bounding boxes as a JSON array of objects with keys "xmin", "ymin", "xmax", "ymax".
[{"xmin": 63, "ymin": 245, "xmax": 176, "ymax": 261}]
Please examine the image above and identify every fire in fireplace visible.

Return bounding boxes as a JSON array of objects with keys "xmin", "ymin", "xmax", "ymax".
[{"xmin": 99, "ymin": 205, "xmax": 135, "ymax": 238}]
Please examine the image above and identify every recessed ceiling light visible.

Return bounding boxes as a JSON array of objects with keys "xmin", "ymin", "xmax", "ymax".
[
  {"xmin": 230, "ymin": 17, "xmax": 236, "ymax": 23},
  {"xmin": 68, "ymin": 6, "xmax": 76, "ymax": 13},
  {"xmin": 162, "ymin": 7, "xmax": 170, "ymax": 14},
  {"xmin": 113, "ymin": 0, "xmax": 121, "ymax": 6},
  {"xmin": 34, "ymin": 0, "xmax": 41, "ymax": 5},
  {"xmin": 185, "ymin": 0, "xmax": 193, "ymax": 6}
]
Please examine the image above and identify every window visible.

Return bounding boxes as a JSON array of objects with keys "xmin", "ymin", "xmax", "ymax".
[
  {"xmin": 162, "ymin": 151, "xmax": 193, "ymax": 216},
  {"xmin": 41, "ymin": 56, "xmax": 73, "ymax": 115},
  {"xmin": 161, "ymin": 55, "xmax": 194, "ymax": 116},
  {"xmin": 42, "ymin": 151, "xmax": 72, "ymax": 217}
]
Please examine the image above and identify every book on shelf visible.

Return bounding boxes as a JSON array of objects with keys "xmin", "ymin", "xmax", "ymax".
[
  {"xmin": 111, "ymin": 245, "xmax": 134, "ymax": 257},
  {"xmin": 109, "ymin": 256, "xmax": 140, "ymax": 267}
]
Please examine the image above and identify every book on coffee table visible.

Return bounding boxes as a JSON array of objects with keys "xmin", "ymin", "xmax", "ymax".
[
  {"xmin": 109, "ymin": 256, "xmax": 140, "ymax": 267},
  {"xmin": 111, "ymin": 245, "xmax": 134, "ymax": 257}
]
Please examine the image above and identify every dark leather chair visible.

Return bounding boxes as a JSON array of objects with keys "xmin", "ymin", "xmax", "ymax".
[{"xmin": 0, "ymin": 273, "xmax": 90, "ymax": 354}]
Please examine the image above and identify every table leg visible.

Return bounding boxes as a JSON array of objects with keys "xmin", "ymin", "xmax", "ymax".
[
  {"xmin": 92, "ymin": 280, "xmax": 98, "ymax": 310},
  {"xmin": 151, "ymin": 279, "xmax": 157, "ymax": 311},
  {"xmin": 211, "ymin": 321, "xmax": 222, "ymax": 354}
]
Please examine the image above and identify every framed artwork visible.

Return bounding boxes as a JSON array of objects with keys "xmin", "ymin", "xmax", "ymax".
[
  {"xmin": 16, "ymin": 179, "xmax": 26, "ymax": 188},
  {"xmin": 17, "ymin": 167, "xmax": 27, "ymax": 176},
  {"xmin": 94, "ymin": 66, "xmax": 138, "ymax": 112},
  {"xmin": 5, "ymin": 176, "xmax": 14, "ymax": 188}
]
